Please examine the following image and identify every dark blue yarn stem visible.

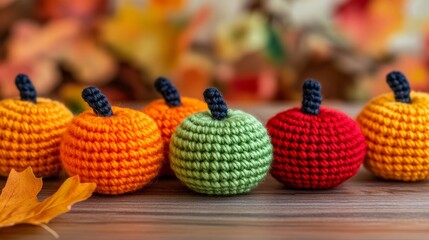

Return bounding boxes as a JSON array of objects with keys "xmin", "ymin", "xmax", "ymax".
[
  {"xmin": 15, "ymin": 74, "xmax": 37, "ymax": 103},
  {"xmin": 386, "ymin": 71, "xmax": 411, "ymax": 104},
  {"xmin": 154, "ymin": 77, "xmax": 182, "ymax": 107},
  {"xmin": 203, "ymin": 87, "xmax": 228, "ymax": 120},
  {"xmin": 82, "ymin": 87, "xmax": 113, "ymax": 117},
  {"xmin": 301, "ymin": 79, "xmax": 322, "ymax": 115}
]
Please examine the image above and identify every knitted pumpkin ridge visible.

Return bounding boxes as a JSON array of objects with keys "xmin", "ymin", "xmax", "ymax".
[
  {"xmin": 0, "ymin": 74, "xmax": 73, "ymax": 177},
  {"xmin": 60, "ymin": 87, "xmax": 163, "ymax": 195},
  {"xmin": 170, "ymin": 87, "xmax": 273, "ymax": 195},
  {"xmin": 357, "ymin": 71, "xmax": 429, "ymax": 181},
  {"xmin": 267, "ymin": 80, "xmax": 366, "ymax": 189},
  {"xmin": 142, "ymin": 77, "xmax": 207, "ymax": 176}
]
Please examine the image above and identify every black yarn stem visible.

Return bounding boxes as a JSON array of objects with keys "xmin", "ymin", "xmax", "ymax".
[
  {"xmin": 82, "ymin": 87, "xmax": 114, "ymax": 117},
  {"xmin": 203, "ymin": 87, "xmax": 228, "ymax": 120},
  {"xmin": 386, "ymin": 71, "xmax": 411, "ymax": 104},
  {"xmin": 301, "ymin": 79, "xmax": 322, "ymax": 115},
  {"xmin": 154, "ymin": 77, "xmax": 182, "ymax": 107},
  {"xmin": 15, "ymin": 74, "xmax": 37, "ymax": 103}
]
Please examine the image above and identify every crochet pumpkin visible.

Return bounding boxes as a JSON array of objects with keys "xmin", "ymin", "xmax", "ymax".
[
  {"xmin": 170, "ymin": 87, "xmax": 273, "ymax": 195},
  {"xmin": 0, "ymin": 74, "xmax": 73, "ymax": 177},
  {"xmin": 60, "ymin": 87, "xmax": 163, "ymax": 195},
  {"xmin": 357, "ymin": 71, "xmax": 429, "ymax": 181},
  {"xmin": 266, "ymin": 80, "xmax": 366, "ymax": 189},
  {"xmin": 142, "ymin": 77, "xmax": 207, "ymax": 176}
]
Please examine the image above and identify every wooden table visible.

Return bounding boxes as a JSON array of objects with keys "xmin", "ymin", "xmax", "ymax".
[{"xmin": 2, "ymin": 103, "xmax": 429, "ymax": 240}]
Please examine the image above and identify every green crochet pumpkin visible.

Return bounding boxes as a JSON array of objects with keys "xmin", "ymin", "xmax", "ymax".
[{"xmin": 170, "ymin": 87, "xmax": 273, "ymax": 195}]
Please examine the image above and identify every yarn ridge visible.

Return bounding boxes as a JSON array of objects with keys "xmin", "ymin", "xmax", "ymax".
[
  {"xmin": 356, "ymin": 91, "xmax": 429, "ymax": 181},
  {"xmin": 170, "ymin": 109, "xmax": 273, "ymax": 195},
  {"xmin": 0, "ymin": 98, "xmax": 73, "ymax": 177},
  {"xmin": 0, "ymin": 73, "xmax": 72, "ymax": 177},
  {"xmin": 267, "ymin": 79, "xmax": 366, "ymax": 189},
  {"xmin": 267, "ymin": 107, "xmax": 366, "ymax": 189},
  {"xmin": 61, "ymin": 106, "xmax": 163, "ymax": 194},
  {"xmin": 142, "ymin": 85, "xmax": 207, "ymax": 176}
]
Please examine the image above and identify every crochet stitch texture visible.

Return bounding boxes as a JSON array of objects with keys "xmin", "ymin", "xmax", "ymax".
[
  {"xmin": 267, "ymin": 80, "xmax": 366, "ymax": 189},
  {"xmin": 142, "ymin": 77, "xmax": 207, "ymax": 176},
  {"xmin": 170, "ymin": 87, "xmax": 273, "ymax": 195},
  {"xmin": 61, "ymin": 87, "xmax": 163, "ymax": 195},
  {"xmin": 357, "ymin": 71, "xmax": 429, "ymax": 181},
  {"xmin": 0, "ymin": 74, "xmax": 73, "ymax": 177}
]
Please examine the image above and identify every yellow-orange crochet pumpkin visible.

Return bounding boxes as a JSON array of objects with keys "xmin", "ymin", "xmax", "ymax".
[
  {"xmin": 0, "ymin": 74, "xmax": 73, "ymax": 177},
  {"xmin": 60, "ymin": 87, "xmax": 163, "ymax": 195},
  {"xmin": 142, "ymin": 77, "xmax": 207, "ymax": 176},
  {"xmin": 357, "ymin": 71, "xmax": 429, "ymax": 181}
]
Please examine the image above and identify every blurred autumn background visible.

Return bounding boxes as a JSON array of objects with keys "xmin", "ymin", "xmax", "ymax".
[{"xmin": 0, "ymin": 0, "xmax": 426, "ymax": 113}]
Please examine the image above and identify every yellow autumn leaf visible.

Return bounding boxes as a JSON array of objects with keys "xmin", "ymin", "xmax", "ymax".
[{"xmin": 0, "ymin": 167, "xmax": 96, "ymax": 234}]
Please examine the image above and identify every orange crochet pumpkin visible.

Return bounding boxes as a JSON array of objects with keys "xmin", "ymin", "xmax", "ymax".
[
  {"xmin": 142, "ymin": 77, "xmax": 207, "ymax": 176},
  {"xmin": 60, "ymin": 87, "xmax": 163, "ymax": 195},
  {"xmin": 0, "ymin": 74, "xmax": 73, "ymax": 177}
]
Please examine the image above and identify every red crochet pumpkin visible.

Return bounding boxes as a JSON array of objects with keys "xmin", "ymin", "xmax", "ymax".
[{"xmin": 266, "ymin": 80, "xmax": 366, "ymax": 189}]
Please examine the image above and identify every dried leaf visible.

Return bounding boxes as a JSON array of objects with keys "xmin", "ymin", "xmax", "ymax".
[{"xmin": 0, "ymin": 167, "xmax": 96, "ymax": 233}]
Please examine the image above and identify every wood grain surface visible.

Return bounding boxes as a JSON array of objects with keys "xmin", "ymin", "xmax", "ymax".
[{"xmin": 1, "ymin": 103, "xmax": 429, "ymax": 240}]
